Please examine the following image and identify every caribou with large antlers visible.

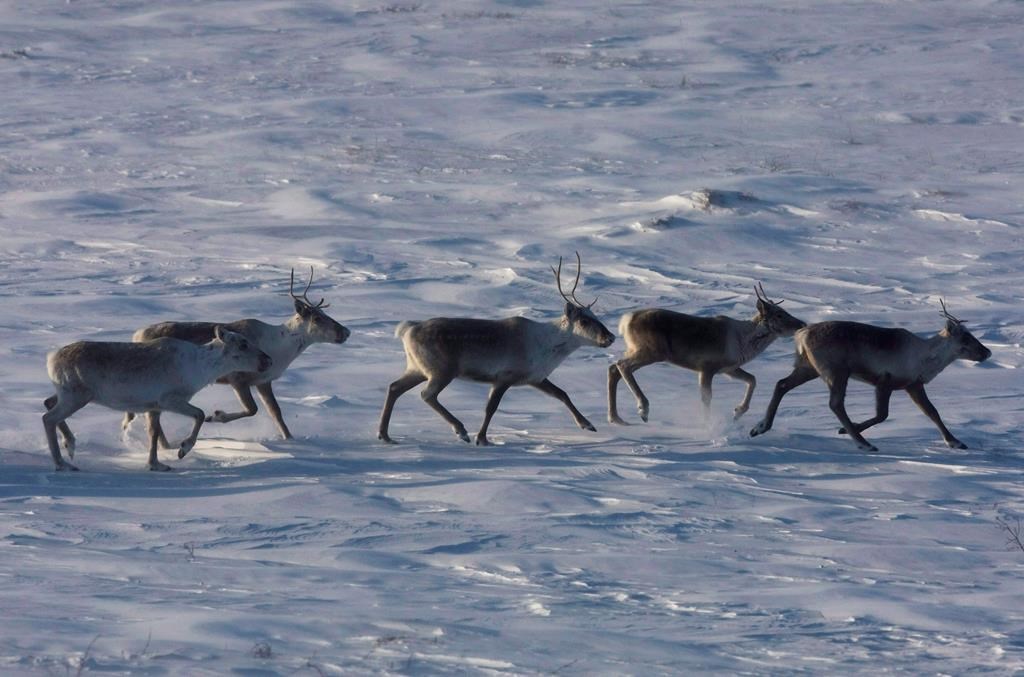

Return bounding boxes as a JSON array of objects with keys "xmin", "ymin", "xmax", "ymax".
[
  {"xmin": 378, "ymin": 253, "xmax": 615, "ymax": 445},
  {"xmin": 749, "ymin": 300, "xmax": 991, "ymax": 451},
  {"xmin": 608, "ymin": 284, "xmax": 806, "ymax": 424},
  {"xmin": 123, "ymin": 268, "xmax": 350, "ymax": 444},
  {"xmin": 44, "ymin": 326, "xmax": 272, "ymax": 471}
]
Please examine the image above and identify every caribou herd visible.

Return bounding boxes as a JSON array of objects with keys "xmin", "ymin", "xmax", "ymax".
[{"xmin": 42, "ymin": 258, "xmax": 991, "ymax": 471}]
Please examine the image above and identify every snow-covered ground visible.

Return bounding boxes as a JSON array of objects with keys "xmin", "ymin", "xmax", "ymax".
[{"xmin": 1, "ymin": 0, "xmax": 1023, "ymax": 673}]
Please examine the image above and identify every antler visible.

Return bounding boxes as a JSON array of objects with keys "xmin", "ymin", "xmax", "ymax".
[
  {"xmin": 939, "ymin": 298, "xmax": 962, "ymax": 324},
  {"xmin": 290, "ymin": 266, "xmax": 329, "ymax": 309},
  {"xmin": 754, "ymin": 282, "xmax": 783, "ymax": 305},
  {"xmin": 551, "ymin": 251, "xmax": 596, "ymax": 309},
  {"xmin": 552, "ymin": 254, "xmax": 578, "ymax": 307}
]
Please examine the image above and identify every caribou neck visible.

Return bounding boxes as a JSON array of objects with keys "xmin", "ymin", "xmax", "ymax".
[
  {"xmin": 194, "ymin": 341, "xmax": 233, "ymax": 381},
  {"xmin": 543, "ymin": 317, "xmax": 586, "ymax": 357},
  {"xmin": 735, "ymin": 315, "xmax": 777, "ymax": 363},
  {"xmin": 279, "ymin": 315, "xmax": 315, "ymax": 355},
  {"xmin": 917, "ymin": 332, "xmax": 962, "ymax": 383}
]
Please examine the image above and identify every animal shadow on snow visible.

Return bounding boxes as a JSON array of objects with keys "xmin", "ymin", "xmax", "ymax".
[{"xmin": 1, "ymin": 432, "xmax": 603, "ymax": 500}]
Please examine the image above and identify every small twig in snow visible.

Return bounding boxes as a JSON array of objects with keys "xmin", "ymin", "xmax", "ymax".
[
  {"xmin": 996, "ymin": 514, "xmax": 1024, "ymax": 554},
  {"xmin": 74, "ymin": 635, "xmax": 101, "ymax": 677}
]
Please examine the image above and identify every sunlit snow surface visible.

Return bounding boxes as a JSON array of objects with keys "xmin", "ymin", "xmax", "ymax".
[{"xmin": 1, "ymin": 1, "xmax": 1023, "ymax": 673}]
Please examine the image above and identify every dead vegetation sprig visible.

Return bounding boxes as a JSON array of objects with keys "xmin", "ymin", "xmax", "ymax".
[{"xmin": 996, "ymin": 513, "xmax": 1024, "ymax": 554}]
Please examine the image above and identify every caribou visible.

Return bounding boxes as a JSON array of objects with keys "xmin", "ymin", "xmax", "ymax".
[
  {"xmin": 608, "ymin": 284, "xmax": 806, "ymax": 425},
  {"xmin": 122, "ymin": 268, "xmax": 350, "ymax": 445},
  {"xmin": 749, "ymin": 300, "xmax": 991, "ymax": 451},
  {"xmin": 43, "ymin": 326, "xmax": 272, "ymax": 471},
  {"xmin": 378, "ymin": 253, "xmax": 615, "ymax": 446}
]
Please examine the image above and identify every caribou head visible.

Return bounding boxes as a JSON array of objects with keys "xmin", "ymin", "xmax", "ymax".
[
  {"xmin": 552, "ymin": 252, "xmax": 615, "ymax": 348},
  {"xmin": 754, "ymin": 282, "xmax": 806, "ymax": 336},
  {"xmin": 290, "ymin": 267, "xmax": 351, "ymax": 344},
  {"xmin": 939, "ymin": 299, "xmax": 990, "ymax": 362}
]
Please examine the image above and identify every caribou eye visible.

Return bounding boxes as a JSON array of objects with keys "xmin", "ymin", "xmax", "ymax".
[{"xmin": 239, "ymin": 340, "xmax": 249, "ymax": 350}]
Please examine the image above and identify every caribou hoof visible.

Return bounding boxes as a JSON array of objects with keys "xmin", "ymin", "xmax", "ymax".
[{"xmin": 749, "ymin": 420, "xmax": 770, "ymax": 437}]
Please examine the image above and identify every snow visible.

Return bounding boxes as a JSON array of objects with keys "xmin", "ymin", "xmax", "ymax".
[{"xmin": 1, "ymin": 0, "xmax": 1023, "ymax": 673}]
